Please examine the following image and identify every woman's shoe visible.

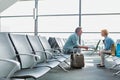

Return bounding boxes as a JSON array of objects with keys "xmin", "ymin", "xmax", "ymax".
[{"xmin": 97, "ymin": 64, "xmax": 105, "ymax": 67}]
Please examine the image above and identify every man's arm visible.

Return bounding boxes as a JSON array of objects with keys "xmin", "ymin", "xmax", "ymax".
[{"xmin": 78, "ymin": 46, "xmax": 88, "ymax": 50}]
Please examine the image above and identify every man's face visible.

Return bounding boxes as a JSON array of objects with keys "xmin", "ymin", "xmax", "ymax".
[{"xmin": 77, "ymin": 29, "xmax": 82, "ymax": 36}]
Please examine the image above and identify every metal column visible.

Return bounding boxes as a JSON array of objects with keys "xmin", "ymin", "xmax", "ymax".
[
  {"xmin": 0, "ymin": 15, "xmax": 1, "ymax": 32},
  {"xmin": 79, "ymin": 0, "xmax": 82, "ymax": 44},
  {"xmin": 79, "ymin": 0, "xmax": 81, "ymax": 27},
  {"xmin": 34, "ymin": 0, "xmax": 38, "ymax": 35}
]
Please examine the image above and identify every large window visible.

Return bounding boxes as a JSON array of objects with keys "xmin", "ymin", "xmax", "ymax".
[
  {"xmin": 38, "ymin": 16, "xmax": 79, "ymax": 32},
  {"xmin": 1, "ymin": 17, "xmax": 34, "ymax": 32},
  {"xmin": 82, "ymin": 15, "xmax": 120, "ymax": 32},
  {"xmin": 0, "ymin": 1, "xmax": 34, "ymax": 34},
  {"xmin": 38, "ymin": 0, "xmax": 79, "ymax": 14},
  {"xmin": 82, "ymin": 0, "xmax": 120, "ymax": 13},
  {"xmin": 0, "ymin": 0, "xmax": 120, "ymax": 41}
]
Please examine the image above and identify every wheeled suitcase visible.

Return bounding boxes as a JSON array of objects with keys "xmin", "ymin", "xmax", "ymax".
[{"xmin": 71, "ymin": 53, "xmax": 85, "ymax": 69}]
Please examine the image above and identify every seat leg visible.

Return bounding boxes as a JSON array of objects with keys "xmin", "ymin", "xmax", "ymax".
[
  {"xmin": 64, "ymin": 61, "xmax": 70, "ymax": 66},
  {"xmin": 90, "ymin": 51, "xmax": 94, "ymax": 55},
  {"xmin": 61, "ymin": 55, "xmax": 68, "ymax": 59},
  {"xmin": 113, "ymin": 71, "xmax": 120, "ymax": 76},
  {"xmin": 89, "ymin": 51, "xmax": 96, "ymax": 55},
  {"xmin": 58, "ymin": 64, "xmax": 69, "ymax": 72},
  {"xmin": 109, "ymin": 64, "xmax": 118, "ymax": 70}
]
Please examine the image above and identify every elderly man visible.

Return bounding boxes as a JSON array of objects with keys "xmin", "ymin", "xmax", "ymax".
[{"xmin": 63, "ymin": 27, "xmax": 88, "ymax": 54}]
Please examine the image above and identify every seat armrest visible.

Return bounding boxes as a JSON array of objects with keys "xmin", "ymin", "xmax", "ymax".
[
  {"xmin": 112, "ymin": 56, "xmax": 120, "ymax": 61},
  {"xmin": 16, "ymin": 54, "xmax": 41, "ymax": 60},
  {"xmin": 16, "ymin": 54, "xmax": 41, "ymax": 68},
  {"xmin": 0, "ymin": 59, "xmax": 20, "ymax": 78},
  {"xmin": 0, "ymin": 59, "xmax": 20, "ymax": 66},
  {"xmin": 45, "ymin": 49, "xmax": 59, "ymax": 53},
  {"xmin": 34, "ymin": 50, "xmax": 53, "ymax": 57},
  {"xmin": 34, "ymin": 50, "xmax": 58, "ymax": 62},
  {"xmin": 51, "ymin": 48, "xmax": 65, "ymax": 54}
]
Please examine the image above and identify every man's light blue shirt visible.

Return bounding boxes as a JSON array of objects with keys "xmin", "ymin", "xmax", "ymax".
[
  {"xmin": 63, "ymin": 33, "xmax": 79, "ymax": 51},
  {"xmin": 104, "ymin": 36, "xmax": 114, "ymax": 50}
]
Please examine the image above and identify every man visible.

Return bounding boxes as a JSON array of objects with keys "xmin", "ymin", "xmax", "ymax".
[
  {"xmin": 63, "ymin": 27, "xmax": 88, "ymax": 54},
  {"xmin": 97, "ymin": 29, "xmax": 115, "ymax": 67}
]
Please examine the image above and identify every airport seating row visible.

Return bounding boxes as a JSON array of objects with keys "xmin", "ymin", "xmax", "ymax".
[
  {"xmin": 0, "ymin": 33, "xmax": 70, "ymax": 80},
  {"xmin": 1, "ymin": 32, "xmax": 120, "ymax": 80}
]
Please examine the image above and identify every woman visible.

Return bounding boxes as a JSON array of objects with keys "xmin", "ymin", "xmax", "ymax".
[{"xmin": 98, "ymin": 29, "xmax": 114, "ymax": 67}]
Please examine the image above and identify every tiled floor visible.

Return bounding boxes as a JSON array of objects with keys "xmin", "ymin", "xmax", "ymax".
[{"xmin": 38, "ymin": 53, "xmax": 120, "ymax": 80}]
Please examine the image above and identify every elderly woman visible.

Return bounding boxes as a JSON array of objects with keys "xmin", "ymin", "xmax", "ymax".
[{"xmin": 98, "ymin": 29, "xmax": 115, "ymax": 67}]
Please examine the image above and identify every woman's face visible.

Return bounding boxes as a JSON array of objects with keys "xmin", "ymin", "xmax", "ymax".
[{"xmin": 101, "ymin": 31, "xmax": 105, "ymax": 37}]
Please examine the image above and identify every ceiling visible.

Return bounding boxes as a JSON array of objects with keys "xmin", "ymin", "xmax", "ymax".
[
  {"xmin": 0, "ymin": 0, "xmax": 43, "ymax": 13},
  {"xmin": 0, "ymin": 0, "xmax": 18, "ymax": 13}
]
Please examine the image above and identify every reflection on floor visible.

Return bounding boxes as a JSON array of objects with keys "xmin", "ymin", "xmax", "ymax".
[{"xmin": 38, "ymin": 53, "xmax": 120, "ymax": 80}]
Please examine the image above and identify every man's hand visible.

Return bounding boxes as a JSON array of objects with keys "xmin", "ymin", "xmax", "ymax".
[
  {"xmin": 84, "ymin": 46, "xmax": 88, "ymax": 50},
  {"xmin": 98, "ymin": 51, "xmax": 102, "ymax": 56}
]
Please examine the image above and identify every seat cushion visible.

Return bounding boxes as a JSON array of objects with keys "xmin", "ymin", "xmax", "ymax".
[
  {"xmin": 0, "ymin": 78, "xmax": 10, "ymax": 80},
  {"xmin": 37, "ymin": 61, "xmax": 60, "ymax": 68},
  {"xmin": 54, "ymin": 56, "xmax": 66, "ymax": 62},
  {"xmin": 62, "ymin": 54, "xmax": 70, "ymax": 59},
  {"xmin": 12, "ymin": 67, "xmax": 50, "ymax": 79}
]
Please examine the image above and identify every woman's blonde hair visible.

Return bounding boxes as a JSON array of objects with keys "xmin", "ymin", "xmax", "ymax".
[{"xmin": 101, "ymin": 29, "xmax": 109, "ymax": 36}]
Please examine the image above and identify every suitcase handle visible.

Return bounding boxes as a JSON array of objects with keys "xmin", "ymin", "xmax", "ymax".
[{"xmin": 73, "ymin": 48, "xmax": 81, "ymax": 54}]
